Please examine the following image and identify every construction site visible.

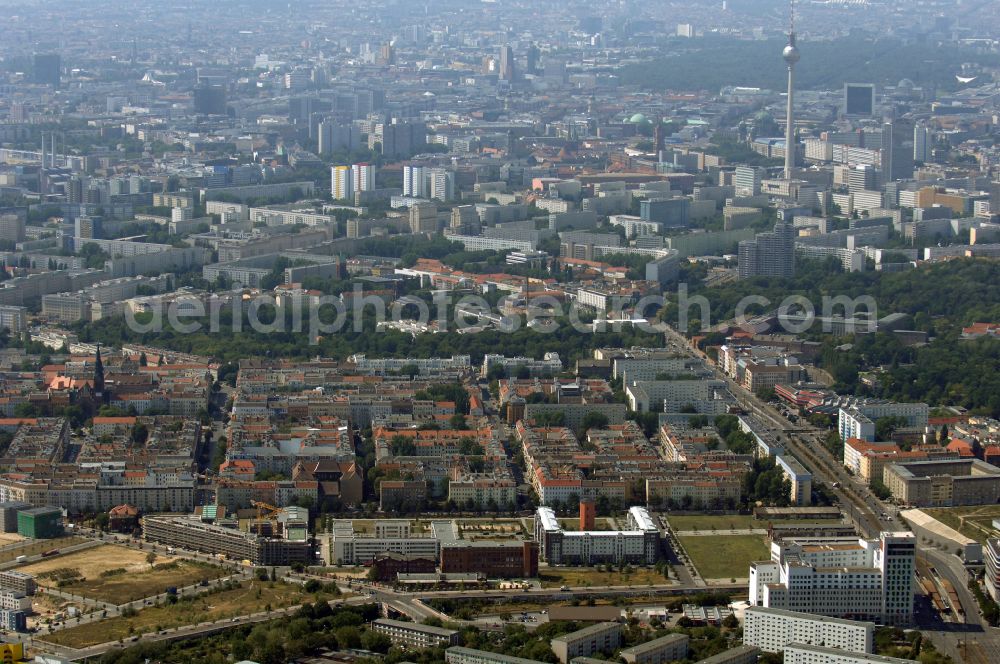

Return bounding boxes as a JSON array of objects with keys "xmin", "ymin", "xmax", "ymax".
[{"xmin": 141, "ymin": 501, "xmax": 311, "ymax": 566}]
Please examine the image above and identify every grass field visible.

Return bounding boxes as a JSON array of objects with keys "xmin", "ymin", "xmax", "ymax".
[
  {"xmin": 0, "ymin": 536, "xmax": 87, "ymax": 564},
  {"xmin": 665, "ymin": 514, "xmax": 844, "ymax": 532},
  {"xmin": 0, "ymin": 532, "xmax": 24, "ymax": 546},
  {"xmin": 677, "ymin": 534, "xmax": 770, "ymax": 581},
  {"xmin": 41, "ymin": 581, "xmax": 334, "ymax": 648},
  {"xmin": 24, "ymin": 547, "xmax": 225, "ymax": 603},
  {"xmin": 922, "ymin": 506, "xmax": 1000, "ymax": 544},
  {"xmin": 666, "ymin": 515, "xmax": 758, "ymax": 531},
  {"xmin": 539, "ymin": 567, "xmax": 670, "ymax": 588}
]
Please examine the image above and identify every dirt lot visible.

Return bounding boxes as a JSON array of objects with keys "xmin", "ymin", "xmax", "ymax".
[
  {"xmin": 22, "ymin": 546, "xmax": 225, "ymax": 603},
  {"xmin": 0, "ymin": 532, "xmax": 24, "ymax": 546},
  {"xmin": 21, "ymin": 544, "xmax": 160, "ymax": 579}
]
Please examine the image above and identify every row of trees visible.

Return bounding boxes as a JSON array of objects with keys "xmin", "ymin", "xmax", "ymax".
[
  {"xmin": 621, "ymin": 35, "xmax": 1000, "ymax": 93},
  {"xmin": 80, "ymin": 305, "xmax": 663, "ymax": 368}
]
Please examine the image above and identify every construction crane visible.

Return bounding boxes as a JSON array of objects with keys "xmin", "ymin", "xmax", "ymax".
[{"xmin": 251, "ymin": 500, "xmax": 282, "ymax": 521}]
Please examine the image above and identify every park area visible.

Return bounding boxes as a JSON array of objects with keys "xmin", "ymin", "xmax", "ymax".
[
  {"xmin": 41, "ymin": 580, "xmax": 336, "ymax": 648},
  {"xmin": 22, "ymin": 545, "xmax": 225, "ymax": 603},
  {"xmin": 923, "ymin": 505, "xmax": 1000, "ymax": 544},
  {"xmin": 677, "ymin": 534, "xmax": 770, "ymax": 582}
]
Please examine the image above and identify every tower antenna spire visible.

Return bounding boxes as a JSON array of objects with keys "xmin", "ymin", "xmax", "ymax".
[{"xmin": 782, "ymin": 0, "xmax": 800, "ymax": 180}]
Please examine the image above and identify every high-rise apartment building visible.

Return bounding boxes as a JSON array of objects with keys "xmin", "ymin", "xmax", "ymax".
[
  {"xmin": 734, "ymin": 166, "xmax": 766, "ymax": 196},
  {"xmin": 33, "ymin": 54, "xmax": 60, "ymax": 87},
  {"xmin": 499, "ymin": 45, "xmax": 515, "ymax": 81},
  {"xmin": 317, "ymin": 120, "xmax": 361, "ymax": 155},
  {"xmin": 75, "ymin": 216, "xmax": 102, "ymax": 239},
  {"xmin": 846, "ymin": 165, "xmax": 879, "ymax": 193},
  {"xmin": 354, "ymin": 89, "xmax": 385, "ymax": 118},
  {"xmin": 193, "ymin": 84, "xmax": 227, "ymax": 115},
  {"xmin": 876, "ymin": 533, "xmax": 917, "ymax": 625},
  {"xmin": 429, "ymin": 169, "xmax": 455, "ymax": 202},
  {"xmin": 450, "ymin": 206, "xmax": 480, "ymax": 234},
  {"xmin": 913, "ymin": 124, "xmax": 931, "ymax": 164},
  {"xmin": 409, "ymin": 203, "xmax": 438, "ymax": 234},
  {"xmin": 0, "ymin": 215, "xmax": 25, "ymax": 243},
  {"xmin": 526, "ymin": 43, "xmax": 540, "ymax": 74},
  {"xmin": 371, "ymin": 121, "xmax": 425, "ymax": 159},
  {"xmin": 843, "ymin": 84, "xmax": 875, "ymax": 117},
  {"xmin": 738, "ymin": 222, "xmax": 796, "ymax": 279},
  {"xmin": 0, "ymin": 306, "xmax": 27, "ymax": 334},
  {"xmin": 881, "ymin": 120, "xmax": 915, "ymax": 183},
  {"xmin": 352, "ymin": 163, "xmax": 373, "ymax": 193},
  {"xmin": 403, "ymin": 165, "xmax": 427, "ymax": 198},
  {"xmin": 331, "ymin": 166, "xmax": 352, "ymax": 201}
]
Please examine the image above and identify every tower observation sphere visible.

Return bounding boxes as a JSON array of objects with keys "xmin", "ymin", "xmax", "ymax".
[{"xmin": 782, "ymin": 43, "xmax": 800, "ymax": 65}]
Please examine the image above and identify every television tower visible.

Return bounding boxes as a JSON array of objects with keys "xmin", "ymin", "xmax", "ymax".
[{"xmin": 782, "ymin": 1, "xmax": 800, "ymax": 180}]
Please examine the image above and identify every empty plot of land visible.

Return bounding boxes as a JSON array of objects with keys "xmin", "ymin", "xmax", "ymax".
[
  {"xmin": 0, "ymin": 532, "xmax": 24, "ymax": 546},
  {"xmin": 677, "ymin": 534, "xmax": 770, "ymax": 581},
  {"xmin": 42, "ymin": 581, "xmax": 333, "ymax": 648},
  {"xmin": 21, "ymin": 544, "xmax": 158, "ymax": 579},
  {"xmin": 24, "ymin": 547, "xmax": 225, "ymax": 603}
]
